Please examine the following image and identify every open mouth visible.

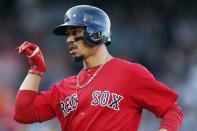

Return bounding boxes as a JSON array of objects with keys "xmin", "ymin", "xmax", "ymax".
[{"xmin": 68, "ymin": 45, "xmax": 78, "ymax": 54}]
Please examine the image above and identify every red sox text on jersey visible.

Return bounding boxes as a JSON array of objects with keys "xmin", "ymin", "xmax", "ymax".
[
  {"xmin": 60, "ymin": 93, "xmax": 78, "ymax": 117},
  {"xmin": 60, "ymin": 90, "xmax": 124, "ymax": 117}
]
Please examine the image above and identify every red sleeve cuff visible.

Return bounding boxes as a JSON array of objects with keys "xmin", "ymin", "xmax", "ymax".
[
  {"xmin": 160, "ymin": 103, "xmax": 184, "ymax": 131},
  {"xmin": 17, "ymin": 89, "xmax": 38, "ymax": 95}
]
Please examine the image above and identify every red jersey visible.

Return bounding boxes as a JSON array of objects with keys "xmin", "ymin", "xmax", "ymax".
[{"xmin": 23, "ymin": 58, "xmax": 178, "ymax": 131}]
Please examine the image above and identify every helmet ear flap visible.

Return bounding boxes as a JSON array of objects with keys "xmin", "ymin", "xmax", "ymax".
[
  {"xmin": 90, "ymin": 31, "xmax": 102, "ymax": 41},
  {"xmin": 84, "ymin": 31, "xmax": 105, "ymax": 46}
]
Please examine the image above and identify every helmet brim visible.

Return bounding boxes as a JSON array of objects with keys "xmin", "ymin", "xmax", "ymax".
[
  {"xmin": 53, "ymin": 23, "xmax": 86, "ymax": 35},
  {"xmin": 53, "ymin": 24, "xmax": 67, "ymax": 35}
]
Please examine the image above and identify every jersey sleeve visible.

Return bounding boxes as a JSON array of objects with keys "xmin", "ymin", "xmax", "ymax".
[
  {"xmin": 130, "ymin": 64, "xmax": 179, "ymax": 117},
  {"xmin": 14, "ymin": 85, "xmax": 59, "ymax": 123},
  {"xmin": 34, "ymin": 85, "xmax": 59, "ymax": 122}
]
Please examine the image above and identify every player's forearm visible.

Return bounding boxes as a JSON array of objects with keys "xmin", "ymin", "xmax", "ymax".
[
  {"xmin": 16, "ymin": 41, "xmax": 46, "ymax": 91},
  {"xmin": 19, "ymin": 73, "xmax": 42, "ymax": 91},
  {"xmin": 14, "ymin": 74, "xmax": 43, "ymax": 123}
]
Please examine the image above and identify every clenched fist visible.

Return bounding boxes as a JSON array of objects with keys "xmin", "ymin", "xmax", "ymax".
[{"xmin": 16, "ymin": 41, "xmax": 46, "ymax": 76}]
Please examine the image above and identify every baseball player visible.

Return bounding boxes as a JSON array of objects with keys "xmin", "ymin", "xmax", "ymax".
[{"xmin": 14, "ymin": 5, "xmax": 184, "ymax": 131}]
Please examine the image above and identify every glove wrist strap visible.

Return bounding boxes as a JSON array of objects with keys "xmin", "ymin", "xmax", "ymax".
[{"xmin": 28, "ymin": 70, "xmax": 43, "ymax": 76}]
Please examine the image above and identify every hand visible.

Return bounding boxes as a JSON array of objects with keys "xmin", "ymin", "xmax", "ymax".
[{"xmin": 16, "ymin": 41, "xmax": 46, "ymax": 76}]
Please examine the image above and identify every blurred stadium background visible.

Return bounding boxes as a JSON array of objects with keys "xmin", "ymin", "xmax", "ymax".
[{"xmin": 0, "ymin": 0, "xmax": 197, "ymax": 130}]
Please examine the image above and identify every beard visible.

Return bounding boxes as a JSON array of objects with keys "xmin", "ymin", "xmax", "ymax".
[{"xmin": 72, "ymin": 55, "xmax": 84, "ymax": 63}]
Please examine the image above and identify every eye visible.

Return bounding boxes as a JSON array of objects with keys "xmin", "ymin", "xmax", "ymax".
[
  {"xmin": 65, "ymin": 32, "xmax": 69, "ymax": 37},
  {"xmin": 72, "ymin": 30, "xmax": 77, "ymax": 36},
  {"xmin": 73, "ymin": 30, "xmax": 80, "ymax": 36}
]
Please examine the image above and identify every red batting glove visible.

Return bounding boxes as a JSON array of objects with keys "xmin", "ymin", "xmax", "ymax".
[{"xmin": 17, "ymin": 41, "xmax": 46, "ymax": 76}]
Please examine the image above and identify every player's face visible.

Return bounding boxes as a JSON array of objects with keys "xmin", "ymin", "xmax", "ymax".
[{"xmin": 66, "ymin": 27, "xmax": 96, "ymax": 62}]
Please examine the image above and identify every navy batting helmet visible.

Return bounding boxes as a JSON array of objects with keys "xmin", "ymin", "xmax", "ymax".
[{"xmin": 53, "ymin": 5, "xmax": 111, "ymax": 46}]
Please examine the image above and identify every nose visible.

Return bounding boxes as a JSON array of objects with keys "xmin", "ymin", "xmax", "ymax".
[{"xmin": 66, "ymin": 35, "xmax": 75, "ymax": 44}]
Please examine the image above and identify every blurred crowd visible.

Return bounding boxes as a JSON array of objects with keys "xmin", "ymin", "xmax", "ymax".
[{"xmin": 0, "ymin": 0, "xmax": 197, "ymax": 131}]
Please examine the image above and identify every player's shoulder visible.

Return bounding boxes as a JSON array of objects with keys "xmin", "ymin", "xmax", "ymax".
[
  {"xmin": 113, "ymin": 58, "xmax": 154, "ymax": 78},
  {"xmin": 112, "ymin": 57, "xmax": 142, "ymax": 68},
  {"xmin": 52, "ymin": 75, "xmax": 77, "ymax": 88},
  {"xmin": 130, "ymin": 62, "xmax": 154, "ymax": 78},
  {"xmin": 112, "ymin": 57, "xmax": 134, "ymax": 67},
  {"xmin": 61, "ymin": 75, "xmax": 76, "ymax": 84}
]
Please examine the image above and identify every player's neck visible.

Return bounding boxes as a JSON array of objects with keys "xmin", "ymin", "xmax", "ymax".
[{"xmin": 83, "ymin": 46, "xmax": 110, "ymax": 69}]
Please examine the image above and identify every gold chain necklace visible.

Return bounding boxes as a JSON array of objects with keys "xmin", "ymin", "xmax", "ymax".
[{"xmin": 76, "ymin": 55, "xmax": 112, "ymax": 88}]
